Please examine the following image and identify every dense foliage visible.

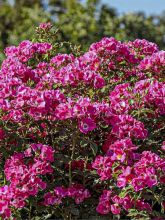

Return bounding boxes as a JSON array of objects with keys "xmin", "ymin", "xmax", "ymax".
[{"xmin": 0, "ymin": 24, "xmax": 164, "ymax": 220}]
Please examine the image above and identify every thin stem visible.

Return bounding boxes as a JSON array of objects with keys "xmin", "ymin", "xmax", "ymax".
[
  {"xmin": 29, "ymin": 202, "xmax": 32, "ymax": 220},
  {"xmin": 83, "ymin": 156, "xmax": 88, "ymax": 186},
  {"xmin": 69, "ymin": 132, "xmax": 78, "ymax": 185}
]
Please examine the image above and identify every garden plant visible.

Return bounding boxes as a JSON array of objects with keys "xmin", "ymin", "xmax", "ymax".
[{"xmin": 0, "ymin": 24, "xmax": 164, "ymax": 219}]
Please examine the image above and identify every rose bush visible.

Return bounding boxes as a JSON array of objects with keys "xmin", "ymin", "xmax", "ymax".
[{"xmin": 0, "ymin": 24, "xmax": 164, "ymax": 219}]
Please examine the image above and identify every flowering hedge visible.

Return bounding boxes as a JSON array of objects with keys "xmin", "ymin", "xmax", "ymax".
[{"xmin": 0, "ymin": 24, "xmax": 165, "ymax": 219}]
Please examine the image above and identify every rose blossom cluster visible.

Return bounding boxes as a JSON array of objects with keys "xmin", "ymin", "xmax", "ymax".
[
  {"xmin": 0, "ymin": 144, "xmax": 54, "ymax": 218},
  {"xmin": 96, "ymin": 190, "xmax": 152, "ymax": 215},
  {"xmin": 39, "ymin": 22, "xmax": 52, "ymax": 30},
  {"xmin": 44, "ymin": 184, "xmax": 90, "ymax": 206},
  {"xmin": 0, "ymin": 30, "xmax": 164, "ymax": 219},
  {"xmin": 139, "ymin": 51, "xmax": 165, "ymax": 74},
  {"xmin": 0, "ymin": 143, "xmax": 90, "ymax": 219}
]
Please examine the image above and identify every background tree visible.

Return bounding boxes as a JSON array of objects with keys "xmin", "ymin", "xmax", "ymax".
[
  {"xmin": 54, "ymin": 0, "xmax": 99, "ymax": 51},
  {"xmin": 0, "ymin": 0, "xmax": 49, "ymax": 61}
]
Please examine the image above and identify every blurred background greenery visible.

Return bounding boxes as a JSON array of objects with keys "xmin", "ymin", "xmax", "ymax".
[{"xmin": 0, "ymin": 0, "xmax": 165, "ymax": 61}]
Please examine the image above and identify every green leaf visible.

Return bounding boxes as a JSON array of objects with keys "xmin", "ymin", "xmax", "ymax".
[
  {"xmin": 129, "ymin": 99, "xmax": 135, "ymax": 105},
  {"xmin": 119, "ymin": 185, "xmax": 133, "ymax": 198},
  {"xmin": 90, "ymin": 142, "xmax": 98, "ymax": 156}
]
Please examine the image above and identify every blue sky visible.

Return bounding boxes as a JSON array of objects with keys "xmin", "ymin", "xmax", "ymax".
[{"xmin": 102, "ymin": 0, "xmax": 165, "ymax": 15}]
